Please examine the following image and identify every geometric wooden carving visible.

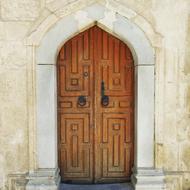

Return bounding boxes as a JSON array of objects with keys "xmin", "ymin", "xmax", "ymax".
[
  {"xmin": 71, "ymin": 78, "xmax": 79, "ymax": 86},
  {"xmin": 113, "ymin": 123, "xmax": 120, "ymax": 130},
  {"xmin": 95, "ymin": 26, "xmax": 134, "ymax": 182},
  {"xmin": 57, "ymin": 25, "xmax": 134, "ymax": 183}
]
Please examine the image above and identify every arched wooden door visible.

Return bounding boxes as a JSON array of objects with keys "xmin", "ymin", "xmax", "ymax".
[{"xmin": 57, "ymin": 26, "xmax": 134, "ymax": 183}]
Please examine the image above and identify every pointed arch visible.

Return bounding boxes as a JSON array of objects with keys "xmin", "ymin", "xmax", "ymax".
[{"xmin": 26, "ymin": 2, "xmax": 165, "ymax": 190}]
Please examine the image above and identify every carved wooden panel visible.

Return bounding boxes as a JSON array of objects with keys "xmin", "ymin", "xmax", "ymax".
[
  {"xmin": 57, "ymin": 27, "xmax": 94, "ymax": 183},
  {"xmin": 57, "ymin": 26, "xmax": 134, "ymax": 183},
  {"xmin": 59, "ymin": 114, "xmax": 91, "ymax": 178},
  {"xmin": 94, "ymin": 26, "xmax": 134, "ymax": 183}
]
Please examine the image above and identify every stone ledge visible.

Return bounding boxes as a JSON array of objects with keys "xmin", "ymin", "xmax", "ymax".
[
  {"xmin": 26, "ymin": 168, "xmax": 60, "ymax": 190},
  {"xmin": 131, "ymin": 168, "xmax": 166, "ymax": 190}
]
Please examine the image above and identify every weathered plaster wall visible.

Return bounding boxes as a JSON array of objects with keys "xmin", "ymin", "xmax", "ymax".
[
  {"xmin": 0, "ymin": 0, "xmax": 190, "ymax": 190},
  {"xmin": 0, "ymin": 1, "xmax": 41, "ymax": 189}
]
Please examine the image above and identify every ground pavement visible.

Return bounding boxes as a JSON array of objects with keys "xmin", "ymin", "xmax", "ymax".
[{"xmin": 60, "ymin": 183, "xmax": 133, "ymax": 190}]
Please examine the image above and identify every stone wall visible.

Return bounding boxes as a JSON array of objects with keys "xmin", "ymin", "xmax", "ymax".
[{"xmin": 0, "ymin": 0, "xmax": 189, "ymax": 189}]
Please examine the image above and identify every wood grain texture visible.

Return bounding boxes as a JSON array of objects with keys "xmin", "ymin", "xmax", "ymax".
[{"xmin": 57, "ymin": 26, "xmax": 134, "ymax": 183}]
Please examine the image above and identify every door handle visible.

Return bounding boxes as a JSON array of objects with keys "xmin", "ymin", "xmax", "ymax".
[{"xmin": 101, "ymin": 81, "xmax": 109, "ymax": 106}]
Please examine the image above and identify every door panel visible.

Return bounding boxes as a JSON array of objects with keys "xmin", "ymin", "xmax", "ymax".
[
  {"xmin": 57, "ymin": 26, "xmax": 134, "ymax": 183},
  {"xmin": 57, "ymin": 28, "xmax": 94, "ymax": 183},
  {"xmin": 59, "ymin": 114, "xmax": 91, "ymax": 177},
  {"xmin": 94, "ymin": 27, "xmax": 134, "ymax": 183}
]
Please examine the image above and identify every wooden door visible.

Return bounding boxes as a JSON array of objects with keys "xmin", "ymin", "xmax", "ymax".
[{"xmin": 57, "ymin": 26, "xmax": 134, "ymax": 183}]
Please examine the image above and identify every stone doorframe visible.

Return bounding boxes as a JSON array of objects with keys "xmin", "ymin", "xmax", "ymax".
[{"xmin": 25, "ymin": 1, "xmax": 165, "ymax": 190}]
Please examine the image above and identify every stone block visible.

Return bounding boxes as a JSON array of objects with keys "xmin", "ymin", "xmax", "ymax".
[
  {"xmin": 0, "ymin": 41, "xmax": 27, "ymax": 69},
  {"xmin": 1, "ymin": 0, "xmax": 40, "ymax": 21},
  {"xmin": 0, "ymin": 21, "xmax": 30, "ymax": 41},
  {"xmin": 85, "ymin": 3, "xmax": 105, "ymax": 20},
  {"xmin": 182, "ymin": 173, "xmax": 190, "ymax": 190},
  {"xmin": 0, "ymin": 68, "xmax": 28, "ymax": 180},
  {"xmin": 165, "ymin": 174, "xmax": 183, "ymax": 190},
  {"xmin": 4, "ymin": 22, "xmax": 30, "ymax": 41},
  {"xmin": 163, "ymin": 143, "xmax": 178, "ymax": 171},
  {"xmin": 26, "ymin": 168, "xmax": 60, "ymax": 190},
  {"xmin": 179, "ymin": 142, "xmax": 190, "ymax": 171},
  {"xmin": 0, "ymin": 22, "xmax": 5, "ymax": 40},
  {"xmin": 7, "ymin": 174, "xmax": 28, "ymax": 190},
  {"xmin": 132, "ymin": 168, "xmax": 166, "ymax": 190}
]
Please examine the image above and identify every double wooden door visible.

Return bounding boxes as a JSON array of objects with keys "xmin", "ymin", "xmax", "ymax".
[{"xmin": 57, "ymin": 26, "xmax": 134, "ymax": 183}]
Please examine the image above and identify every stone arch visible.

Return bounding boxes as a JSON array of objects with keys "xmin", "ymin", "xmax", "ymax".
[{"xmin": 26, "ymin": 2, "xmax": 165, "ymax": 190}]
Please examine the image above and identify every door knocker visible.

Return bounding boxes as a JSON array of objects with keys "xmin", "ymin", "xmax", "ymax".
[
  {"xmin": 101, "ymin": 81, "xmax": 109, "ymax": 106},
  {"xmin": 78, "ymin": 96, "xmax": 87, "ymax": 106}
]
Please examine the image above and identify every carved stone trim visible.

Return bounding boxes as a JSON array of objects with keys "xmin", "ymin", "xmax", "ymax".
[
  {"xmin": 26, "ymin": 168, "xmax": 60, "ymax": 190},
  {"xmin": 7, "ymin": 173, "xmax": 28, "ymax": 190},
  {"xmin": 26, "ymin": 0, "xmax": 162, "ymax": 47}
]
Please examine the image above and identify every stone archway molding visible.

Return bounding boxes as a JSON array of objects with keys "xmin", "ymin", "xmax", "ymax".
[{"xmin": 26, "ymin": 1, "xmax": 165, "ymax": 190}]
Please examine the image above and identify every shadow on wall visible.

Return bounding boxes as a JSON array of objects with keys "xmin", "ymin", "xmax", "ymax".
[
  {"xmin": 183, "ymin": 14, "xmax": 190, "ymax": 190},
  {"xmin": 184, "ymin": 15, "xmax": 190, "ymax": 75},
  {"xmin": 185, "ymin": 15, "xmax": 190, "ymax": 114}
]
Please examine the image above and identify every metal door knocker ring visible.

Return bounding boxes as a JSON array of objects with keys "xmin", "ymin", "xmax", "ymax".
[
  {"xmin": 101, "ymin": 95, "xmax": 109, "ymax": 106},
  {"xmin": 101, "ymin": 81, "xmax": 109, "ymax": 107},
  {"xmin": 78, "ymin": 96, "xmax": 86, "ymax": 106}
]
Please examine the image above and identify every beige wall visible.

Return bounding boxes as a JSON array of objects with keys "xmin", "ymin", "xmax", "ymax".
[{"xmin": 0, "ymin": 0, "xmax": 190, "ymax": 189}]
